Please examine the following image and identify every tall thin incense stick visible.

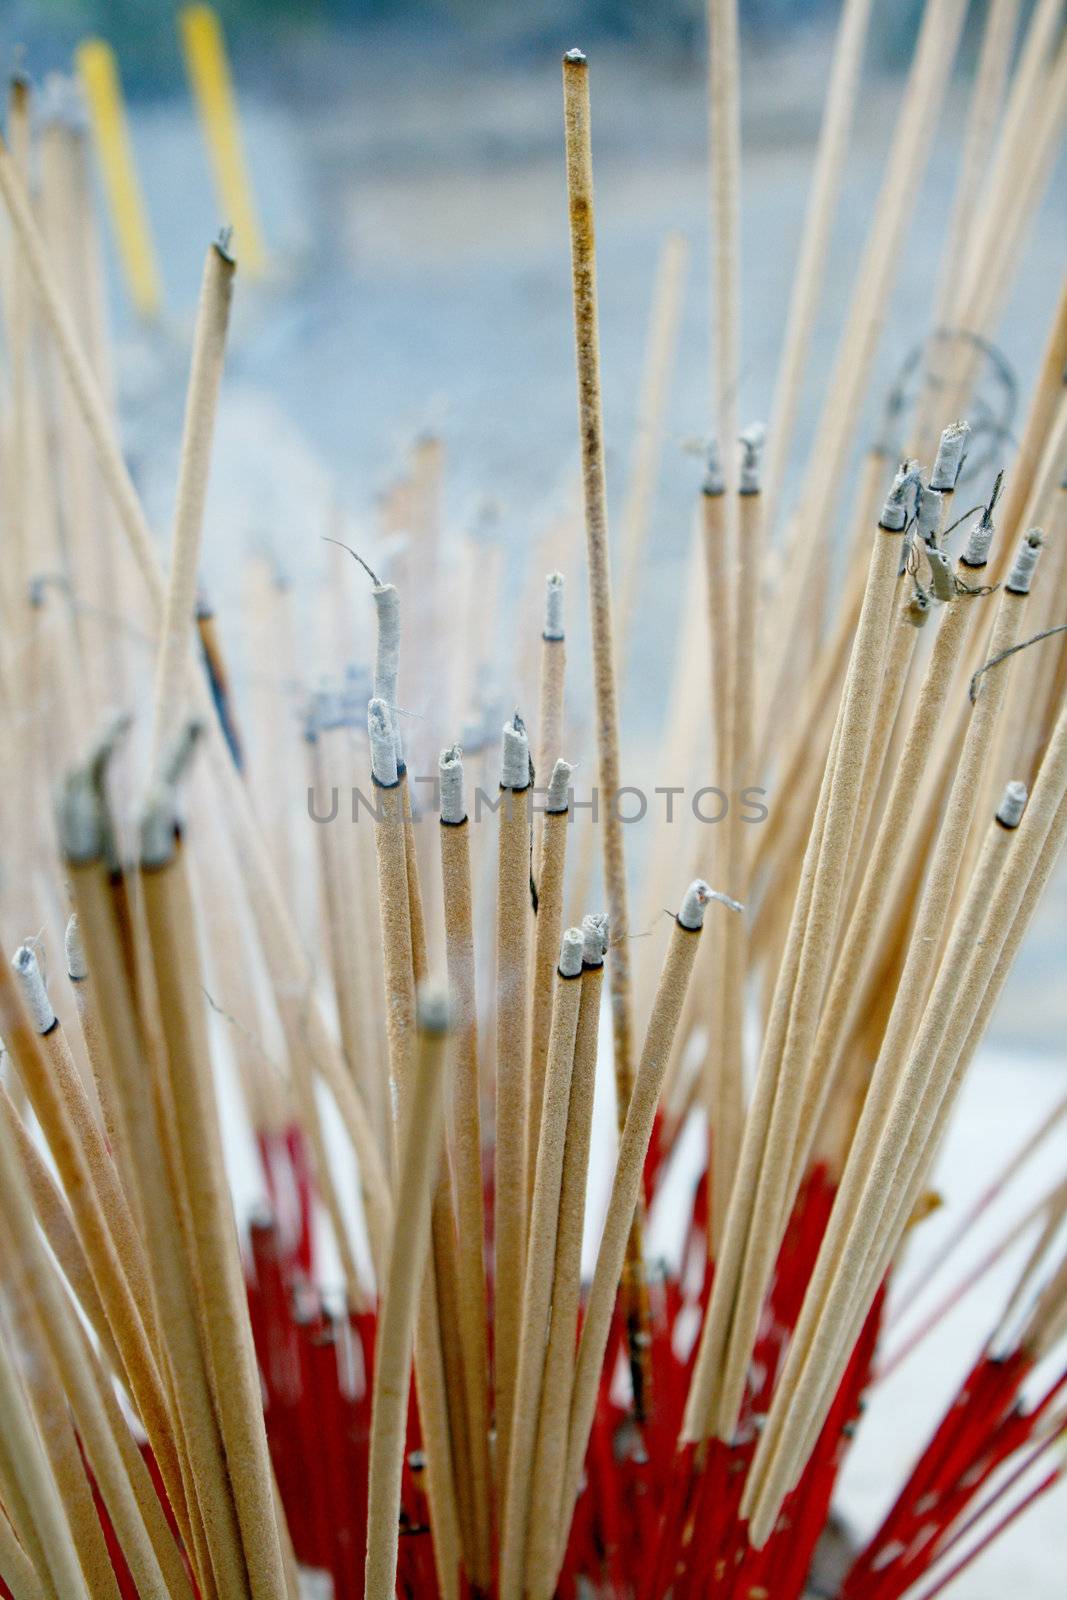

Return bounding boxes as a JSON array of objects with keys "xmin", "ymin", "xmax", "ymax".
[
  {"xmin": 562, "ymin": 46, "xmax": 649, "ymax": 1404},
  {"xmin": 365, "ymin": 988, "xmax": 448, "ymax": 1600}
]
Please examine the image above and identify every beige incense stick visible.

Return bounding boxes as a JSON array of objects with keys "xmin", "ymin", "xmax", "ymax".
[
  {"xmin": 561, "ymin": 48, "xmax": 638, "ymax": 1145},
  {"xmin": 368, "ymin": 697, "xmax": 417, "ymax": 1109},
  {"xmin": 708, "ymin": 426, "xmax": 764, "ymax": 1244},
  {"xmin": 748, "ymin": 726, "xmax": 1067, "ymax": 1534},
  {"xmin": 524, "ymin": 914, "xmax": 606, "ymax": 1597},
  {"xmin": 0, "ymin": 1495, "xmax": 45, "ymax": 1600},
  {"xmin": 785, "ymin": 495, "xmax": 998, "ymax": 1210},
  {"xmin": 364, "ymin": 987, "xmax": 448, "ymax": 1600},
  {"xmin": 553, "ymin": 882, "xmax": 713, "ymax": 1586},
  {"xmin": 140, "ymin": 793, "xmax": 288, "ymax": 1600},
  {"xmin": 495, "ymin": 713, "xmax": 533, "ymax": 1487},
  {"xmin": 0, "ymin": 1232, "xmax": 121, "ymax": 1600},
  {"xmin": 63, "ymin": 806, "xmax": 249, "ymax": 1599},
  {"xmin": 65, "ymin": 912, "xmax": 137, "ymax": 1200},
  {"xmin": 0, "ymin": 904, "xmax": 192, "ymax": 1573},
  {"xmin": 10, "ymin": 944, "xmax": 158, "ymax": 1351},
  {"xmin": 706, "ymin": 0, "xmax": 741, "ymax": 504},
  {"xmin": 0, "ymin": 1021, "xmax": 171, "ymax": 1599},
  {"xmin": 500, "ymin": 926, "xmax": 585, "ymax": 1600},
  {"xmin": 533, "ymin": 571, "xmax": 566, "ymax": 877},
  {"xmin": 438, "ymin": 746, "xmax": 493, "ymax": 1586},
  {"xmin": 149, "ymin": 238, "xmax": 235, "ymax": 768},
  {"xmin": 0, "ymin": 1273, "xmax": 88, "ymax": 1600},
  {"xmin": 690, "ymin": 465, "xmax": 911, "ymax": 1443},
  {"xmin": 526, "ymin": 757, "xmax": 575, "ymax": 1211},
  {"xmin": 0, "ymin": 1082, "xmax": 122, "ymax": 1377}
]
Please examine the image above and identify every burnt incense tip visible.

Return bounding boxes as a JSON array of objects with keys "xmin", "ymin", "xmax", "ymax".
[
  {"xmin": 961, "ymin": 482, "xmax": 999, "ymax": 568},
  {"xmin": 546, "ymin": 758, "xmax": 575, "ymax": 813},
  {"xmin": 703, "ymin": 438, "xmax": 725, "ymax": 497},
  {"xmin": 738, "ymin": 424, "xmax": 766, "ymax": 494},
  {"xmin": 997, "ymin": 780, "xmax": 1028, "ymax": 829},
  {"xmin": 544, "ymin": 572, "xmax": 565, "ymax": 640},
  {"xmin": 1006, "ymin": 528, "xmax": 1043, "ymax": 594},
  {"xmin": 563, "ymin": 47, "xmax": 587, "ymax": 65},
  {"xmin": 56, "ymin": 766, "xmax": 105, "ymax": 865},
  {"xmin": 915, "ymin": 483, "xmax": 943, "ymax": 547},
  {"xmin": 65, "ymin": 914, "xmax": 88, "ymax": 982},
  {"xmin": 214, "ymin": 225, "xmax": 236, "ymax": 265},
  {"xmin": 581, "ymin": 912, "xmax": 609, "ymax": 966},
  {"xmin": 439, "ymin": 745, "xmax": 465, "ymax": 824},
  {"xmin": 368, "ymin": 697, "xmax": 399, "ymax": 786},
  {"xmin": 879, "ymin": 460, "xmax": 920, "ymax": 531},
  {"xmin": 678, "ymin": 880, "xmax": 713, "ymax": 930},
  {"xmin": 417, "ymin": 983, "xmax": 451, "ymax": 1037},
  {"xmin": 907, "ymin": 589, "xmax": 932, "ymax": 626},
  {"xmin": 12, "ymin": 944, "xmax": 55, "ymax": 1035},
  {"xmin": 500, "ymin": 715, "xmax": 530, "ymax": 790},
  {"xmin": 559, "ymin": 926, "xmax": 585, "ymax": 978},
  {"xmin": 929, "ymin": 420, "xmax": 970, "ymax": 491},
  {"xmin": 140, "ymin": 786, "xmax": 179, "ymax": 869}
]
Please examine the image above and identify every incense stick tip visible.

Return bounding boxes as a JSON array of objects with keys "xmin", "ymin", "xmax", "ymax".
[
  {"xmin": 678, "ymin": 879, "xmax": 713, "ymax": 930},
  {"xmin": 56, "ymin": 766, "xmax": 105, "ymax": 865},
  {"xmin": 559, "ymin": 926, "xmax": 585, "ymax": 978},
  {"xmin": 581, "ymin": 912, "xmax": 609, "ymax": 965},
  {"xmin": 65, "ymin": 914, "xmax": 88, "ymax": 981},
  {"xmin": 738, "ymin": 424, "xmax": 766, "ymax": 494},
  {"xmin": 140, "ymin": 785, "xmax": 179, "ymax": 869},
  {"xmin": 563, "ymin": 47, "xmax": 587, "ymax": 65},
  {"xmin": 501, "ymin": 714, "xmax": 531, "ymax": 790},
  {"xmin": 929, "ymin": 420, "xmax": 970, "ymax": 491},
  {"xmin": 417, "ymin": 982, "xmax": 451, "ymax": 1036},
  {"xmin": 703, "ymin": 439, "xmax": 725, "ymax": 497},
  {"xmin": 547, "ymin": 757, "xmax": 575, "ymax": 813},
  {"xmin": 368, "ymin": 698, "xmax": 399, "ymax": 786},
  {"xmin": 996, "ymin": 780, "xmax": 1028, "ymax": 829},
  {"xmin": 879, "ymin": 460, "xmax": 920, "ymax": 531},
  {"xmin": 439, "ymin": 744, "xmax": 465, "ymax": 824},
  {"xmin": 1006, "ymin": 528, "xmax": 1043, "ymax": 594},
  {"xmin": 11, "ymin": 944, "xmax": 56, "ymax": 1035},
  {"xmin": 544, "ymin": 571, "xmax": 565, "ymax": 640},
  {"xmin": 915, "ymin": 482, "xmax": 943, "ymax": 546},
  {"xmin": 214, "ymin": 225, "xmax": 236, "ymax": 265}
]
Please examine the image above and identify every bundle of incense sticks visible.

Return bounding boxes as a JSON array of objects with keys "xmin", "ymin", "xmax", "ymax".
[{"xmin": 1, "ymin": 2, "xmax": 1066, "ymax": 1598}]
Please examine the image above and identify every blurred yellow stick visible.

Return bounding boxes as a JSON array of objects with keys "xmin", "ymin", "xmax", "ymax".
[
  {"xmin": 179, "ymin": 5, "xmax": 268, "ymax": 276},
  {"xmin": 75, "ymin": 39, "xmax": 162, "ymax": 319}
]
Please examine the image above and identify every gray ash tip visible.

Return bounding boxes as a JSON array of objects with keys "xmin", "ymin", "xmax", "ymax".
[
  {"xmin": 925, "ymin": 546, "xmax": 955, "ymax": 603},
  {"xmin": 564, "ymin": 47, "xmax": 587, "ymax": 64},
  {"xmin": 907, "ymin": 590, "xmax": 932, "ymax": 626},
  {"xmin": 581, "ymin": 912, "xmax": 609, "ymax": 966},
  {"xmin": 12, "ymin": 944, "xmax": 56, "ymax": 1035},
  {"xmin": 915, "ymin": 483, "xmax": 943, "ymax": 546},
  {"xmin": 929, "ymin": 420, "xmax": 970, "ymax": 491},
  {"xmin": 996, "ymin": 780, "xmax": 1028, "ymax": 829},
  {"xmin": 961, "ymin": 473, "xmax": 1002, "ymax": 567},
  {"xmin": 65, "ymin": 914, "xmax": 88, "ymax": 981},
  {"xmin": 738, "ymin": 424, "xmax": 766, "ymax": 494},
  {"xmin": 1006, "ymin": 528, "xmax": 1043, "ymax": 594},
  {"xmin": 559, "ymin": 926, "xmax": 585, "ymax": 978},
  {"xmin": 417, "ymin": 983, "xmax": 451, "ymax": 1037},
  {"xmin": 500, "ymin": 714, "xmax": 531, "ymax": 790},
  {"xmin": 546, "ymin": 758, "xmax": 575, "ymax": 813},
  {"xmin": 544, "ymin": 572, "xmax": 565, "ymax": 641},
  {"xmin": 678, "ymin": 880, "xmax": 712, "ymax": 930},
  {"xmin": 439, "ymin": 745, "xmax": 465, "ymax": 824},
  {"xmin": 880, "ymin": 460, "xmax": 921, "ymax": 531},
  {"xmin": 368, "ymin": 697, "xmax": 399, "ymax": 786},
  {"xmin": 703, "ymin": 438, "xmax": 725, "ymax": 497}
]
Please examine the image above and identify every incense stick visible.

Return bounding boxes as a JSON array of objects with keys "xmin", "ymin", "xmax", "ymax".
[{"xmin": 364, "ymin": 987, "xmax": 448, "ymax": 1600}]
